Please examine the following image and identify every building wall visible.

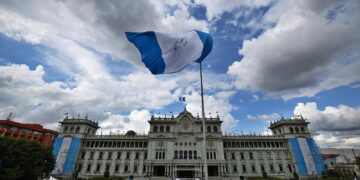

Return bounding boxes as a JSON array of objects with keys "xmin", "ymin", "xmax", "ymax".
[
  {"xmin": 0, "ymin": 119, "xmax": 58, "ymax": 146},
  {"xmin": 52, "ymin": 110, "xmax": 324, "ymax": 179}
]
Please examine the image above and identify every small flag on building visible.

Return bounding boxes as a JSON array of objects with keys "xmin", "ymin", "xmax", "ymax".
[{"xmin": 125, "ymin": 30, "xmax": 213, "ymax": 75}]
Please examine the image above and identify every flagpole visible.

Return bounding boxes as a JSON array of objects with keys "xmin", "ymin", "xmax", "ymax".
[{"xmin": 199, "ymin": 62, "xmax": 208, "ymax": 180}]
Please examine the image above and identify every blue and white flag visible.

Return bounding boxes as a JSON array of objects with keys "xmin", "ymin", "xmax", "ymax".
[
  {"xmin": 52, "ymin": 137, "xmax": 81, "ymax": 174},
  {"xmin": 125, "ymin": 30, "xmax": 213, "ymax": 75},
  {"xmin": 289, "ymin": 137, "xmax": 325, "ymax": 175}
]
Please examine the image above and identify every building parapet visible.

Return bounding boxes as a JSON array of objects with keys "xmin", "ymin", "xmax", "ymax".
[
  {"xmin": 269, "ymin": 116, "xmax": 309, "ymax": 129},
  {"xmin": 85, "ymin": 134, "xmax": 149, "ymax": 139}
]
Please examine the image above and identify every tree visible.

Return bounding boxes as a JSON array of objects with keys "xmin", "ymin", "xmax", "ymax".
[{"xmin": 0, "ymin": 137, "xmax": 55, "ymax": 179}]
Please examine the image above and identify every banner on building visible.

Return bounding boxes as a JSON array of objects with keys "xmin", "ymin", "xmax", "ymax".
[
  {"xmin": 52, "ymin": 137, "xmax": 81, "ymax": 174},
  {"xmin": 289, "ymin": 137, "xmax": 324, "ymax": 175}
]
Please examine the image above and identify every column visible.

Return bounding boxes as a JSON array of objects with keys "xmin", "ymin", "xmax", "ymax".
[
  {"xmin": 174, "ymin": 165, "xmax": 177, "ymax": 178},
  {"xmin": 218, "ymin": 164, "xmax": 221, "ymax": 176},
  {"xmin": 168, "ymin": 165, "xmax": 170, "ymax": 177},
  {"xmin": 151, "ymin": 165, "xmax": 153, "ymax": 176}
]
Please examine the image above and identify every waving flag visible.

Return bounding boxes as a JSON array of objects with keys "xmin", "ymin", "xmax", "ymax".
[{"xmin": 125, "ymin": 30, "xmax": 213, "ymax": 75}]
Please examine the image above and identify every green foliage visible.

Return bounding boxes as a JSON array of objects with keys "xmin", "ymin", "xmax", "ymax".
[{"xmin": 0, "ymin": 137, "xmax": 55, "ymax": 179}]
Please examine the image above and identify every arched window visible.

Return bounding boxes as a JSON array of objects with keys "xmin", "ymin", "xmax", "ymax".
[
  {"xmin": 207, "ymin": 126, "xmax": 211, "ymax": 132},
  {"xmin": 70, "ymin": 127, "xmax": 75, "ymax": 133},
  {"xmin": 64, "ymin": 127, "xmax": 69, "ymax": 133},
  {"xmin": 295, "ymin": 127, "xmax": 299, "ymax": 134},
  {"xmin": 278, "ymin": 129, "xmax": 282, "ymax": 134},
  {"xmin": 213, "ymin": 126, "xmax": 218, "ymax": 132},
  {"xmin": 184, "ymin": 151, "xmax": 188, "ymax": 159},
  {"xmin": 166, "ymin": 126, "xmax": 170, "ymax": 132},
  {"xmin": 180, "ymin": 151, "xmax": 183, "ymax": 159},
  {"xmin": 160, "ymin": 126, "xmax": 164, "ymax": 132},
  {"xmin": 75, "ymin": 127, "xmax": 80, "ymax": 133},
  {"xmin": 174, "ymin": 151, "xmax": 178, "ymax": 159},
  {"xmin": 289, "ymin": 127, "xmax": 294, "ymax": 134},
  {"xmin": 301, "ymin": 127, "xmax": 305, "ymax": 133},
  {"xmin": 87, "ymin": 128, "xmax": 91, "ymax": 134},
  {"xmin": 153, "ymin": 126, "xmax": 158, "ymax": 132}
]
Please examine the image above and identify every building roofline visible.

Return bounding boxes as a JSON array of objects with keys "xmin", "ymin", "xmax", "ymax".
[{"xmin": 0, "ymin": 119, "xmax": 58, "ymax": 134}]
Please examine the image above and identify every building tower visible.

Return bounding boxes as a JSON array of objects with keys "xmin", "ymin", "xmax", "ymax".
[
  {"xmin": 59, "ymin": 115, "xmax": 99, "ymax": 138},
  {"xmin": 269, "ymin": 115, "xmax": 310, "ymax": 138},
  {"xmin": 52, "ymin": 115, "xmax": 100, "ymax": 179},
  {"xmin": 269, "ymin": 116, "xmax": 324, "ymax": 177}
]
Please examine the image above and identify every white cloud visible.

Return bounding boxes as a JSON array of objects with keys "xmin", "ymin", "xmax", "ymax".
[
  {"xmin": 0, "ymin": 62, "xmax": 237, "ymax": 133},
  {"xmin": 0, "ymin": 64, "xmax": 177, "ymax": 130},
  {"xmin": 294, "ymin": 102, "xmax": 360, "ymax": 148},
  {"xmin": 314, "ymin": 132, "xmax": 360, "ymax": 148},
  {"xmin": 183, "ymin": 87, "xmax": 238, "ymax": 132},
  {"xmin": 0, "ymin": 0, "xmax": 208, "ymax": 69},
  {"xmin": 294, "ymin": 102, "xmax": 360, "ymax": 132},
  {"xmin": 247, "ymin": 113, "xmax": 280, "ymax": 122},
  {"xmin": 0, "ymin": 1, "xmax": 230, "ymax": 134},
  {"xmin": 228, "ymin": 0, "xmax": 360, "ymax": 100},
  {"xmin": 194, "ymin": 0, "xmax": 272, "ymax": 20},
  {"xmin": 100, "ymin": 110, "xmax": 151, "ymax": 134}
]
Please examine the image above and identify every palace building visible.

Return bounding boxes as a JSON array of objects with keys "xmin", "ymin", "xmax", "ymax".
[{"xmin": 51, "ymin": 108, "xmax": 324, "ymax": 179}]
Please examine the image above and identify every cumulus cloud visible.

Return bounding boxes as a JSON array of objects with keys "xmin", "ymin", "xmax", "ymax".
[
  {"xmin": 0, "ymin": 64, "xmax": 176, "ymax": 130},
  {"xmin": 245, "ymin": 101, "xmax": 360, "ymax": 148},
  {"xmin": 0, "ymin": 0, "xmax": 238, "ymax": 134},
  {"xmin": 294, "ymin": 102, "xmax": 360, "ymax": 132},
  {"xmin": 100, "ymin": 110, "xmax": 151, "ymax": 134},
  {"xmin": 294, "ymin": 102, "xmax": 360, "ymax": 148},
  {"xmin": 228, "ymin": 0, "xmax": 360, "ymax": 100},
  {"xmin": 0, "ymin": 0, "xmax": 208, "ymax": 68},
  {"xmin": 0, "ymin": 63, "xmax": 238, "ymax": 132},
  {"xmin": 314, "ymin": 132, "xmax": 360, "ymax": 148},
  {"xmin": 183, "ymin": 87, "xmax": 238, "ymax": 132}
]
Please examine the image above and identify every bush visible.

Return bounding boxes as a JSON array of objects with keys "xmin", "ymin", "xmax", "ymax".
[{"xmin": 0, "ymin": 137, "xmax": 55, "ymax": 179}]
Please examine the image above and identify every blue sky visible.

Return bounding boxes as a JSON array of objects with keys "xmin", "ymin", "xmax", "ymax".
[{"xmin": 0, "ymin": 0, "xmax": 359, "ymax": 148}]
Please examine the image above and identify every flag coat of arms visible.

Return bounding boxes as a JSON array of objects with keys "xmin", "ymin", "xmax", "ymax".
[{"xmin": 125, "ymin": 30, "xmax": 213, "ymax": 74}]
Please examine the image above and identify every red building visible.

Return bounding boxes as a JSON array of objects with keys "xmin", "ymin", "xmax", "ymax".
[{"xmin": 0, "ymin": 119, "xmax": 58, "ymax": 146}]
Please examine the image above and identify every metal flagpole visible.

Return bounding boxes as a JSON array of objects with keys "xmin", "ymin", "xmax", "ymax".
[{"xmin": 199, "ymin": 62, "xmax": 208, "ymax": 180}]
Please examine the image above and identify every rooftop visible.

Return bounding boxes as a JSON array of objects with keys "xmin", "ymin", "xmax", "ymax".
[
  {"xmin": 0, "ymin": 119, "xmax": 58, "ymax": 134},
  {"xmin": 269, "ymin": 115, "xmax": 309, "ymax": 129},
  {"xmin": 61, "ymin": 116, "xmax": 99, "ymax": 128}
]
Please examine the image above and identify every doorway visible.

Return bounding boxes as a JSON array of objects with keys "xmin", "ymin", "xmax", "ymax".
[{"xmin": 176, "ymin": 166, "xmax": 195, "ymax": 178}]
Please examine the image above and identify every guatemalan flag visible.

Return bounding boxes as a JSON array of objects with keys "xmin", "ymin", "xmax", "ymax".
[{"xmin": 125, "ymin": 30, "xmax": 213, "ymax": 75}]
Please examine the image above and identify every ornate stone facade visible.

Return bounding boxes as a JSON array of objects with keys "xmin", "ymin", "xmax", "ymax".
[{"xmin": 54, "ymin": 109, "xmax": 322, "ymax": 179}]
